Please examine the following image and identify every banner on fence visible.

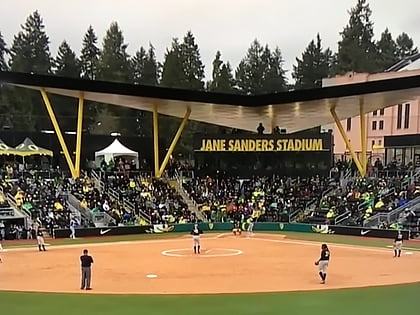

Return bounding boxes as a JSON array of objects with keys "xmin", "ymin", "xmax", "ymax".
[
  {"xmin": 54, "ymin": 225, "xmax": 150, "ymax": 238},
  {"xmin": 310, "ymin": 224, "xmax": 410, "ymax": 240},
  {"xmin": 54, "ymin": 222, "xmax": 409, "ymax": 240}
]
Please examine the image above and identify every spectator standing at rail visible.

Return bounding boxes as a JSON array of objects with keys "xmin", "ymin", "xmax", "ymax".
[
  {"xmin": 80, "ymin": 249, "xmax": 94, "ymax": 290},
  {"xmin": 257, "ymin": 123, "xmax": 265, "ymax": 135}
]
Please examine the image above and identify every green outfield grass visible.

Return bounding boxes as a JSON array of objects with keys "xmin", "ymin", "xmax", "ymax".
[
  {"xmin": 1, "ymin": 232, "xmax": 419, "ymax": 314},
  {"xmin": 1, "ymin": 283, "xmax": 418, "ymax": 315}
]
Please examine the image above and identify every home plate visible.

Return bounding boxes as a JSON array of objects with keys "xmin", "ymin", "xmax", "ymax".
[
  {"xmin": 405, "ymin": 252, "xmax": 413, "ymax": 255},
  {"xmin": 146, "ymin": 274, "xmax": 158, "ymax": 278}
]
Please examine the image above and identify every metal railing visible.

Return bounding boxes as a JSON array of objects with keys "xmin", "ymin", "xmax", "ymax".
[
  {"xmin": 65, "ymin": 192, "xmax": 116, "ymax": 227},
  {"xmin": 92, "ymin": 170, "xmax": 152, "ymax": 224},
  {"xmin": 123, "ymin": 198, "xmax": 151, "ymax": 223},
  {"xmin": 334, "ymin": 211, "xmax": 351, "ymax": 225},
  {"xmin": 174, "ymin": 171, "xmax": 207, "ymax": 222},
  {"xmin": 6, "ymin": 191, "xmax": 30, "ymax": 217},
  {"xmin": 289, "ymin": 209, "xmax": 302, "ymax": 222},
  {"xmin": 364, "ymin": 195, "xmax": 420, "ymax": 227},
  {"xmin": 65, "ymin": 201, "xmax": 83, "ymax": 225}
]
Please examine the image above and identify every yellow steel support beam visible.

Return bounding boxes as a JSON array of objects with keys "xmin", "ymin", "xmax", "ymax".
[
  {"xmin": 359, "ymin": 99, "xmax": 367, "ymax": 175},
  {"xmin": 40, "ymin": 89, "xmax": 77, "ymax": 178},
  {"xmin": 74, "ymin": 92, "xmax": 84, "ymax": 178},
  {"xmin": 158, "ymin": 107, "xmax": 191, "ymax": 177},
  {"xmin": 330, "ymin": 107, "xmax": 365, "ymax": 177},
  {"xmin": 153, "ymin": 104, "xmax": 160, "ymax": 177}
]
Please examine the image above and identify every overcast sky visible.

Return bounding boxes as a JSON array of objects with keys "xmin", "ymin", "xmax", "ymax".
[{"xmin": 1, "ymin": 0, "xmax": 419, "ymax": 81}]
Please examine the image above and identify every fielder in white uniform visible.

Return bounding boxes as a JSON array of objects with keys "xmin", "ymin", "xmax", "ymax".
[
  {"xmin": 247, "ymin": 217, "xmax": 254, "ymax": 237},
  {"xmin": 190, "ymin": 224, "xmax": 203, "ymax": 254},
  {"xmin": 70, "ymin": 218, "xmax": 77, "ymax": 239},
  {"xmin": 37, "ymin": 229, "xmax": 46, "ymax": 252}
]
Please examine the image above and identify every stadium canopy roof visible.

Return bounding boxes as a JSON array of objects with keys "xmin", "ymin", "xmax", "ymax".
[{"xmin": 1, "ymin": 71, "xmax": 420, "ymax": 133}]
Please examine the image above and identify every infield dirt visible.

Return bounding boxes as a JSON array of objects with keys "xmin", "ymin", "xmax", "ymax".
[{"xmin": 0, "ymin": 233, "xmax": 418, "ymax": 294}]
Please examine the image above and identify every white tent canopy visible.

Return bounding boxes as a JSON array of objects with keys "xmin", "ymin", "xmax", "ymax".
[{"xmin": 95, "ymin": 139, "xmax": 138, "ymax": 164}]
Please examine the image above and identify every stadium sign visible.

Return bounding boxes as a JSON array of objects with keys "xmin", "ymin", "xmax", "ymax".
[
  {"xmin": 198, "ymin": 138, "xmax": 326, "ymax": 152},
  {"xmin": 194, "ymin": 134, "xmax": 332, "ymax": 153}
]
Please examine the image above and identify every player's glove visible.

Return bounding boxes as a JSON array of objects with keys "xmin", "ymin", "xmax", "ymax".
[{"xmin": 314, "ymin": 261, "xmax": 319, "ymax": 266}]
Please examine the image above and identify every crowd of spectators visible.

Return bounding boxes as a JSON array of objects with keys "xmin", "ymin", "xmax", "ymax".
[
  {"xmin": 95, "ymin": 173, "xmax": 195, "ymax": 225},
  {"xmin": 302, "ymin": 171, "xmax": 420, "ymax": 226},
  {"xmin": 2, "ymin": 155, "xmax": 420, "ymax": 239},
  {"xmin": 14, "ymin": 176, "xmax": 73, "ymax": 230},
  {"xmin": 182, "ymin": 175, "xmax": 332, "ymax": 223}
]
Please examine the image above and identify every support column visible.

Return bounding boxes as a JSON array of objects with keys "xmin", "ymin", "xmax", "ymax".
[
  {"xmin": 330, "ymin": 107, "xmax": 365, "ymax": 177},
  {"xmin": 153, "ymin": 104, "xmax": 160, "ymax": 178},
  {"xmin": 158, "ymin": 107, "xmax": 191, "ymax": 177},
  {"xmin": 359, "ymin": 99, "xmax": 367, "ymax": 175},
  {"xmin": 40, "ymin": 89, "xmax": 77, "ymax": 178},
  {"xmin": 75, "ymin": 92, "xmax": 84, "ymax": 178}
]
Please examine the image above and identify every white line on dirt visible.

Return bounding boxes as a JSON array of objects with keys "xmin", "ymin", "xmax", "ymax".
[
  {"xmin": 385, "ymin": 245, "xmax": 420, "ymax": 251},
  {"xmin": 1, "ymin": 236, "xmax": 221, "ymax": 253},
  {"xmin": 248, "ymin": 236, "xmax": 401, "ymax": 254}
]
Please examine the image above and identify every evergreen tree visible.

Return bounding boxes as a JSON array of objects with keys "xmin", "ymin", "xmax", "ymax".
[
  {"xmin": 235, "ymin": 39, "xmax": 265, "ymax": 94},
  {"xmin": 180, "ymin": 31, "xmax": 205, "ymax": 90},
  {"xmin": 80, "ymin": 26, "xmax": 101, "ymax": 133},
  {"xmin": 261, "ymin": 46, "xmax": 287, "ymax": 93},
  {"xmin": 376, "ymin": 28, "xmax": 398, "ymax": 71},
  {"xmin": 0, "ymin": 31, "xmax": 9, "ymax": 128},
  {"xmin": 161, "ymin": 32, "xmax": 205, "ymax": 90},
  {"xmin": 80, "ymin": 26, "xmax": 100, "ymax": 80},
  {"xmin": 143, "ymin": 44, "xmax": 159, "ymax": 86},
  {"xmin": 7, "ymin": 11, "xmax": 52, "ymax": 130},
  {"xmin": 160, "ymin": 38, "xmax": 187, "ymax": 89},
  {"xmin": 334, "ymin": 0, "xmax": 378, "ymax": 74},
  {"xmin": 0, "ymin": 31, "xmax": 8, "ymax": 71},
  {"xmin": 54, "ymin": 41, "xmax": 80, "ymax": 78},
  {"xmin": 96, "ymin": 22, "xmax": 133, "ymax": 134},
  {"xmin": 97, "ymin": 22, "xmax": 132, "ymax": 83},
  {"xmin": 396, "ymin": 32, "xmax": 418, "ymax": 59},
  {"xmin": 9, "ymin": 10, "xmax": 51, "ymax": 74},
  {"xmin": 49, "ymin": 41, "xmax": 81, "ymax": 130},
  {"xmin": 235, "ymin": 39, "xmax": 287, "ymax": 94},
  {"xmin": 208, "ymin": 51, "xmax": 235, "ymax": 93},
  {"xmin": 293, "ymin": 34, "xmax": 332, "ymax": 89},
  {"xmin": 132, "ymin": 43, "xmax": 159, "ymax": 86}
]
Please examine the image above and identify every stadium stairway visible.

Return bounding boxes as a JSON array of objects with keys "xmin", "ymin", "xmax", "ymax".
[
  {"xmin": 90, "ymin": 170, "xmax": 152, "ymax": 224},
  {"xmin": 168, "ymin": 178, "xmax": 207, "ymax": 222}
]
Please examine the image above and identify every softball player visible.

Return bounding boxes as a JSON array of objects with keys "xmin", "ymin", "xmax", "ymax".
[
  {"xmin": 70, "ymin": 218, "xmax": 77, "ymax": 239},
  {"xmin": 232, "ymin": 221, "xmax": 241, "ymax": 236},
  {"xmin": 190, "ymin": 224, "xmax": 203, "ymax": 254},
  {"xmin": 394, "ymin": 231, "xmax": 403, "ymax": 257},
  {"xmin": 247, "ymin": 217, "xmax": 254, "ymax": 237},
  {"xmin": 315, "ymin": 243, "xmax": 330, "ymax": 284},
  {"xmin": 37, "ymin": 229, "xmax": 46, "ymax": 252}
]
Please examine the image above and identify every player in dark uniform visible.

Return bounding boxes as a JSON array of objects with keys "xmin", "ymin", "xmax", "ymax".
[
  {"xmin": 232, "ymin": 221, "xmax": 241, "ymax": 236},
  {"xmin": 394, "ymin": 231, "xmax": 403, "ymax": 257},
  {"xmin": 190, "ymin": 224, "xmax": 203, "ymax": 254},
  {"xmin": 315, "ymin": 244, "xmax": 330, "ymax": 284}
]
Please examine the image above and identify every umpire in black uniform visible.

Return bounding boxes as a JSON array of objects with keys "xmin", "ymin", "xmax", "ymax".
[{"xmin": 80, "ymin": 249, "xmax": 94, "ymax": 290}]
